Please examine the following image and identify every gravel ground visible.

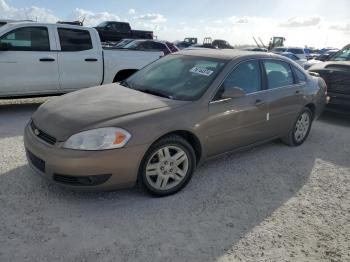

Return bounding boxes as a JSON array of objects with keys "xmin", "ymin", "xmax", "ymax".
[{"xmin": 0, "ymin": 98, "xmax": 349, "ymax": 262}]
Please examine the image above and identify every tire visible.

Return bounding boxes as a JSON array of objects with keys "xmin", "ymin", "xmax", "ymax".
[
  {"xmin": 282, "ymin": 108, "xmax": 313, "ymax": 146},
  {"xmin": 138, "ymin": 135, "xmax": 196, "ymax": 197}
]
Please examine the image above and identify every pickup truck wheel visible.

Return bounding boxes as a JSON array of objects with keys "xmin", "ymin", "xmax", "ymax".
[
  {"xmin": 139, "ymin": 135, "xmax": 196, "ymax": 197},
  {"xmin": 282, "ymin": 108, "xmax": 313, "ymax": 146}
]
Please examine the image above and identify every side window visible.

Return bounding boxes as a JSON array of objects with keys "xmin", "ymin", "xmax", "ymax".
[
  {"xmin": 58, "ymin": 28, "xmax": 93, "ymax": 52},
  {"xmin": 263, "ymin": 60, "xmax": 294, "ymax": 89},
  {"xmin": 0, "ymin": 27, "xmax": 50, "ymax": 51},
  {"xmin": 293, "ymin": 67, "xmax": 307, "ymax": 83},
  {"xmin": 151, "ymin": 42, "xmax": 170, "ymax": 54},
  {"xmin": 214, "ymin": 60, "xmax": 261, "ymax": 100}
]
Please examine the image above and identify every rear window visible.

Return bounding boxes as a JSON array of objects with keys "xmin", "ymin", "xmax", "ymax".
[
  {"xmin": 263, "ymin": 60, "xmax": 294, "ymax": 89},
  {"xmin": 58, "ymin": 28, "xmax": 93, "ymax": 52}
]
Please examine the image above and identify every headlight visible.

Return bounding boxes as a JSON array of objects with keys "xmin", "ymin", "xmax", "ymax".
[{"xmin": 63, "ymin": 127, "xmax": 131, "ymax": 150}]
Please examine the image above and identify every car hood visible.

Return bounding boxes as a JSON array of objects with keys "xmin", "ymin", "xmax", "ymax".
[
  {"xmin": 32, "ymin": 84, "xmax": 186, "ymax": 141},
  {"xmin": 309, "ymin": 61, "xmax": 350, "ymax": 71}
]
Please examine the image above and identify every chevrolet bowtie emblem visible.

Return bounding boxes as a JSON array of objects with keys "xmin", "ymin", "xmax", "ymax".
[{"xmin": 34, "ymin": 129, "xmax": 40, "ymax": 136}]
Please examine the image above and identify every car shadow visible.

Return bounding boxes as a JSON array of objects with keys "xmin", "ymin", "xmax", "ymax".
[{"xmin": 2, "ymin": 115, "xmax": 348, "ymax": 262}]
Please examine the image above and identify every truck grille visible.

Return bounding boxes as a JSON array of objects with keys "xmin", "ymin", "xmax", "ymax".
[{"xmin": 30, "ymin": 121, "xmax": 57, "ymax": 145}]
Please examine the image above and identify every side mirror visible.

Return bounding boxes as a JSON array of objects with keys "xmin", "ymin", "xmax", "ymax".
[
  {"xmin": 0, "ymin": 42, "xmax": 10, "ymax": 51},
  {"xmin": 221, "ymin": 87, "xmax": 245, "ymax": 99}
]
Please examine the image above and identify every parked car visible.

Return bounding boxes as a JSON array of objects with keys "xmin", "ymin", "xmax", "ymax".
[
  {"xmin": 212, "ymin": 39, "xmax": 234, "ymax": 49},
  {"xmin": 120, "ymin": 39, "xmax": 179, "ymax": 55},
  {"xmin": 280, "ymin": 52, "xmax": 307, "ymax": 67},
  {"xmin": 189, "ymin": 38, "xmax": 233, "ymax": 50},
  {"xmin": 309, "ymin": 44, "xmax": 350, "ymax": 113},
  {"xmin": 25, "ymin": 49, "xmax": 327, "ymax": 196},
  {"xmin": 270, "ymin": 47, "xmax": 287, "ymax": 54},
  {"xmin": 113, "ymin": 38, "xmax": 137, "ymax": 48},
  {"xmin": 272, "ymin": 47, "xmax": 308, "ymax": 60},
  {"xmin": 0, "ymin": 22, "xmax": 163, "ymax": 98},
  {"xmin": 304, "ymin": 49, "xmax": 339, "ymax": 70},
  {"xmin": 94, "ymin": 21, "xmax": 153, "ymax": 42},
  {"xmin": 243, "ymin": 47, "xmax": 268, "ymax": 52},
  {"xmin": 176, "ymin": 37, "xmax": 198, "ymax": 49}
]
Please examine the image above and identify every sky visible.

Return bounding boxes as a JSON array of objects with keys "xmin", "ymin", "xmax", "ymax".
[{"xmin": 1, "ymin": 0, "xmax": 350, "ymax": 48}]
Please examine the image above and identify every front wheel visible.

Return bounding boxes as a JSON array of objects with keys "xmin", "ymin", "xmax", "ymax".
[
  {"xmin": 139, "ymin": 135, "xmax": 196, "ymax": 197},
  {"xmin": 282, "ymin": 108, "xmax": 313, "ymax": 146}
]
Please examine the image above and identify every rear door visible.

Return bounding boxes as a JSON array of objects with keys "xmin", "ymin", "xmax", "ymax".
[
  {"xmin": 262, "ymin": 59, "xmax": 304, "ymax": 136},
  {"xmin": 206, "ymin": 60, "xmax": 269, "ymax": 156},
  {"xmin": 0, "ymin": 25, "xmax": 59, "ymax": 96},
  {"xmin": 56, "ymin": 27, "xmax": 103, "ymax": 91}
]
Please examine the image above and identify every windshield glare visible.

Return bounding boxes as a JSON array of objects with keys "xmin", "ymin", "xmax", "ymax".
[
  {"xmin": 124, "ymin": 55, "xmax": 226, "ymax": 101},
  {"xmin": 331, "ymin": 46, "xmax": 350, "ymax": 61}
]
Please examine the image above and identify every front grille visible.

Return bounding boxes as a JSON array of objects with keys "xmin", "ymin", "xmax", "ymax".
[
  {"xmin": 27, "ymin": 150, "xmax": 45, "ymax": 172},
  {"xmin": 53, "ymin": 174, "xmax": 111, "ymax": 186},
  {"xmin": 30, "ymin": 121, "xmax": 57, "ymax": 145}
]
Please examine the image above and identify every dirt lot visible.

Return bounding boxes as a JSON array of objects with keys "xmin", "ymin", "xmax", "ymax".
[{"xmin": 0, "ymin": 98, "xmax": 349, "ymax": 262}]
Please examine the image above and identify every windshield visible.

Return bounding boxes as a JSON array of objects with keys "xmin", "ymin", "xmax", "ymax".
[
  {"xmin": 114, "ymin": 39, "xmax": 134, "ymax": 48},
  {"xmin": 123, "ymin": 41, "xmax": 142, "ymax": 49},
  {"xmin": 330, "ymin": 45, "xmax": 350, "ymax": 61},
  {"xmin": 122, "ymin": 55, "xmax": 226, "ymax": 101}
]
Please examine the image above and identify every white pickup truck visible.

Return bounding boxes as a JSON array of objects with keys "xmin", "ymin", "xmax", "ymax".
[{"xmin": 0, "ymin": 22, "xmax": 163, "ymax": 98}]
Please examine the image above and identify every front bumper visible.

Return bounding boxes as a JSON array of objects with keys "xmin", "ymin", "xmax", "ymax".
[{"xmin": 24, "ymin": 123, "xmax": 149, "ymax": 190}]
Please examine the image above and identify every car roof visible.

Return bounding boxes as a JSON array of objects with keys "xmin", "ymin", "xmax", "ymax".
[
  {"xmin": 176, "ymin": 49, "xmax": 285, "ymax": 61},
  {"xmin": 2, "ymin": 21, "xmax": 94, "ymax": 31}
]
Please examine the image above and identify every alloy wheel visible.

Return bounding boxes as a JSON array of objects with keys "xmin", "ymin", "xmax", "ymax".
[
  {"xmin": 294, "ymin": 112, "xmax": 310, "ymax": 143},
  {"xmin": 145, "ymin": 146, "xmax": 189, "ymax": 191}
]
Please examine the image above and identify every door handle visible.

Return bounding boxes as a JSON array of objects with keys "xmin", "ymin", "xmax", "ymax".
[
  {"xmin": 85, "ymin": 58, "xmax": 98, "ymax": 62},
  {"xmin": 295, "ymin": 90, "xmax": 301, "ymax": 94},
  {"xmin": 39, "ymin": 58, "xmax": 55, "ymax": 62},
  {"xmin": 255, "ymin": 99, "xmax": 265, "ymax": 107}
]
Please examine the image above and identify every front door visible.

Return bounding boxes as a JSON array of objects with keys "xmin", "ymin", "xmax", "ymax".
[
  {"xmin": 0, "ymin": 26, "xmax": 59, "ymax": 96},
  {"xmin": 205, "ymin": 60, "xmax": 269, "ymax": 157}
]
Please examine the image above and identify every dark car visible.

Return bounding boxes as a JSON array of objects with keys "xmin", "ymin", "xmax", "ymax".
[
  {"xmin": 309, "ymin": 44, "xmax": 350, "ymax": 113},
  {"xmin": 121, "ymin": 40, "xmax": 179, "ymax": 55},
  {"xmin": 94, "ymin": 21, "xmax": 153, "ymax": 42},
  {"xmin": 212, "ymin": 40, "xmax": 234, "ymax": 49},
  {"xmin": 176, "ymin": 37, "xmax": 198, "ymax": 49}
]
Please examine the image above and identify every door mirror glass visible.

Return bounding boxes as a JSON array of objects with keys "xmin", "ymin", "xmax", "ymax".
[{"xmin": 222, "ymin": 87, "xmax": 245, "ymax": 99}]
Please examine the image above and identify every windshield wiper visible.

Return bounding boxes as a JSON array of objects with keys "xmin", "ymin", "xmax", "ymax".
[{"xmin": 140, "ymin": 89, "xmax": 174, "ymax": 99}]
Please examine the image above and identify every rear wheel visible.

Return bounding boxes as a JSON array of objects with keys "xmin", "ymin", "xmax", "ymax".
[
  {"xmin": 139, "ymin": 135, "xmax": 196, "ymax": 197},
  {"xmin": 282, "ymin": 108, "xmax": 313, "ymax": 146}
]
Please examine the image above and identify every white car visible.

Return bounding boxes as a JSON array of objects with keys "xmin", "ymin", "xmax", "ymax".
[{"xmin": 0, "ymin": 22, "xmax": 163, "ymax": 97}]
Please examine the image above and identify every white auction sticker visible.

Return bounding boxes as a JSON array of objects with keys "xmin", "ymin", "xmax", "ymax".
[{"xmin": 189, "ymin": 67, "xmax": 214, "ymax": 76}]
